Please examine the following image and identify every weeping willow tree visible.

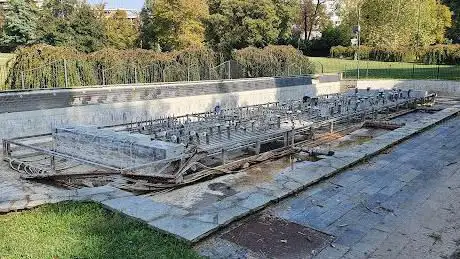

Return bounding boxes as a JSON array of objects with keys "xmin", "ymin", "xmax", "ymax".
[
  {"xmin": 7, "ymin": 45, "xmax": 220, "ymax": 89},
  {"xmin": 89, "ymin": 47, "xmax": 218, "ymax": 84},
  {"xmin": 233, "ymin": 45, "xmax": 315, "ymax": 78},
  {"xmin": 7, "ymin": 44, "xmax": 97, "ymax": 89},
  {"xmin": 7, "ymin": 44, "xmax": 314, "ymax": 89}
]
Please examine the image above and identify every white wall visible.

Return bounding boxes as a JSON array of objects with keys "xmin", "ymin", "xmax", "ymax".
[
  {"xmin": 0, "ymin": 82, "xmax": 342, "ymax": 140},
  {"xmin": 353, "ymin": 79, "xmax": 460, "ymax": 97}
]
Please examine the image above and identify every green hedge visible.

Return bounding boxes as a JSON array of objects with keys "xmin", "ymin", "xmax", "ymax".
[
  {"xmin": 233, "ymin": 45, "xmax": 315, "ymax": 78},
  {"xmin": 8, "ymin": 45, "xmax": 220, "ymax": 89},
  {"xmin": 7, "ymin": 45, "xmax": 314, "ymax": 89},
  {"xmin": 330, "ymin": 45, "xmax": 415, "ymax": 62},
  {"xmin": 420, "ymin": 45, "xmax": 460, "ymax": 65},
  {"xmin": 331, "ymin": 44, "xmax": 460, "ymax": 64}
]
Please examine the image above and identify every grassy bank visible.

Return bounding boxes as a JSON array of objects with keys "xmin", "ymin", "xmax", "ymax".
[
  {"xmin": 309, "ymin": 57, "xmax": 460, "ymax": 81},
  {"xmin": 0, "ymin": 202, "xmax": 201, "ymax": 259}
]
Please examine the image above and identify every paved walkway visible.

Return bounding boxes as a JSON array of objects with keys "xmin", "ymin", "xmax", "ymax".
[
  {"xmin": 197, "ymin": 116, "xmax": 460, "ymax": 258},
  {"xmin": 1, "ymin": 106, "xmax": 459, "ymax": 248}
]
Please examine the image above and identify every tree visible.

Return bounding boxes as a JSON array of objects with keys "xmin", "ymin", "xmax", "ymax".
[
  {"xmin": 38, "ymin": 0, "xmax": 106, "ymax": 53},
  {"xmin": 272, "ymin": 0, "xmax": 298, "ymax": 44},
  {"xmin": 0, "ymin": 10, "xmax": 4, "ymax": 29},
  {"xmin": 104, "ymin": 10, "xmax": 139, "ymax": 49},
  {"xmin": 442, "ymin": 0, "xmax": 460, "ymax": 43},
  {"xmin": 320, "ymin": 24, "xmax": 352, "ymax": 46},
  {"xmin": 298, "ymin": 0, "xmax": 331, "ymax": 41},
  {"xmin": 0, "ymin": 0, "xmax": 40, "ymax": 51},
  {"xmin": 206, "ymin": 0, "xmax": 281, "ymax": 52},
  {"xmin": 140, "ymin": 0, "xmax": 209, "ymax": 51},
  {"xmin": 340, "ymin": 0, "xmax": 452, "ymax": 48}
]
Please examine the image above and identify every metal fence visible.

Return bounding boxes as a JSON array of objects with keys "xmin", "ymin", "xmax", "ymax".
[
  {"xmin": 313, "ymin": 59, "xmax": 460, "ymax": 81},
  {"xmin": 5, "ymin": 59, "xmax": 310, "ymax": 90},
  {"xmin": 5, "ymin": 58, "xmax": 460, "ymax": 90}
]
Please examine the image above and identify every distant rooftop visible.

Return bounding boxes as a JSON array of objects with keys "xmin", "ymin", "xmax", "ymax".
[{"xmin": 87, "ymin": 0, "xmax": 144, "ymax": 11}]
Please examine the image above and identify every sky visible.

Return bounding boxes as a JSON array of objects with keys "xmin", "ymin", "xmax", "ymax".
[{"xmin": 87, "ymin": 0, "xmax": 144, "ymax": 11}]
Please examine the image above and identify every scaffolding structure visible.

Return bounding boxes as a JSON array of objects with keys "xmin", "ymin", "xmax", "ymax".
[{"xmin": 3, "ymin": 88, "xmax": 436, "ymax": 190}]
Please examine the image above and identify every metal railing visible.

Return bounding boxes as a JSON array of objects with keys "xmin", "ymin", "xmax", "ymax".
[
  {"xmin": 4, "ymin": 60, "xmax": 312, "ymax": 90},
  {"xmin": 313, "ymin": 59, "xmax": 460, "ymax": 81}
]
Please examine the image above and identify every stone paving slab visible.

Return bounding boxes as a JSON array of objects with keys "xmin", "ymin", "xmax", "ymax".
[
  {"xmin": 0, "ymin": 186, "xmax": 132, "ymax": 213},
  {"xmin": 134, "ymin": 106, "xmax": 458, "ymax": 243},
  {"xmin": 1, "ymin": 106, "xmax": 459, "ymax": 244}
]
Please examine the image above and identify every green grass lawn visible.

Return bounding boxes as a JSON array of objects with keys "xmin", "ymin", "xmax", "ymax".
[
  {"xmin": 308, "ymin": 57, "xmax": 460, "ymax": 81},
  {"xmin": 0, "ymin": 202, "xmax": 201, "ymax": 259}
]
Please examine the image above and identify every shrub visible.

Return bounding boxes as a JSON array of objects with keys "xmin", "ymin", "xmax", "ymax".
[
  {"xmin": 420, "ymin": 45, "xmax": 460, "ymax": 65},
  {"xmin": 330, "ymin": 45, "xmax": 415, "ymax": 62},
  {"xmin": 233, "ymin": 45, "xmax": 315, "ymax": 78},
  {"xmin": 7, "ymin": 44, "xmax": 314, "ymax": 89},
  {"xmin": 7, "ymin": 45, "xmax": 220, "ymax": 89}
]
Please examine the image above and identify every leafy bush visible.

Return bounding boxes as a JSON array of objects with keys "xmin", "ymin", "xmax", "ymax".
[
  {"xmin": 308, "ymin": 25, "xmax": 352, "ymax": 57},
  {"xmin": 7, "ymin": 44, "xmax": 97, "ymax": 88},
  {"xmin": 330, "ymin": 45, "xmax": 415, "ymax": 62},
  {"xmin": 233, "ymin": 45, "xmax": 314, "ymax": 78},
  {"xmin": 7, "ymin": 44, "xmax": 314, "ymax": 89},
  {"xmin": 420, "ymin": 44, "xmax": 460, "ymax": 65},
  {"xmin": 7, "ymin": 45, "xmax": 220, "ymax": 89}
]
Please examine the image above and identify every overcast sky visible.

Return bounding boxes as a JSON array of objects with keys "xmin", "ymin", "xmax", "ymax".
[{"xmin": 87, "ymin": 0, "xmax": 144, "ymax": 11}]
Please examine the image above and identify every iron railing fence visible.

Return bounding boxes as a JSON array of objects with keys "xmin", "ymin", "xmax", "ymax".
[
  {"xmin": 5, "ymin": 57, "xmax": 460, "ymax": 90},
  {"xmin": 5, "ymin": 60, "xmax": 312, "ymax": 90},
  {"xmin": 312, "ymin": 59, "xmax": 460, "ymax": 81}
]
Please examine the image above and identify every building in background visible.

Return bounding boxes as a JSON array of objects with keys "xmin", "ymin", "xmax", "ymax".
[
  {"xmin": 0, "ymin": 0, "xmax": 43, "ymax": 9},
  {"xmin": 88, "ymin": 0, "xmax": 143, "ymax": 11},
  {"xmin": 324, "ymin": 0, "xmax": 341, "ymax": 27},
  {"xmin": 89, "ymin": 0, "xmax": 141, "ymax": 21},
  {"xmin": 309, "ymin": 0, "xmax": 342, "ymax": 39},
  {"xmin": 103, "ymin": 8, "xmax": 139, "ymax": 21}
]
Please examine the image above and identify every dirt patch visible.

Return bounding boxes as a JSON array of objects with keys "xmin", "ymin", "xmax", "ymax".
[
  {"xmin": 221, "ymin": 214, "xmax": 334, "ymax": 259},
  {"xmin": 234, "ymin": 157, "xmax": 293, "ymax": 188}
]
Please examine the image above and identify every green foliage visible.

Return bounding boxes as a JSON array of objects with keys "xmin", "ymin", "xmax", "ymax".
[
  {"xmin": 330, "ymin": 45, "xmax": 415, "ymax": 62},
  {"xmin": 8, "ymin": 44, "xmax": 314, "ymax": 89},
  {"xmin": 8, "ymin": 44, "xmax": 97, "ymax": 88},
  {"xmin": 232, "ymin": 45, "xmax": 314, "ymax": 77},
  {"xmin": 206, "ymin": 0, "xmax": 281, "ymax": 52},
  {"xmin": 442, "ymin": 0, "xmax": 460, "ymax": 43},
  {"xmin": 8, "ymin": 44, "xmax": 220, "ymax": 88},
  {"xmin": 140, "ymin": 0, "xmax": 209, "ymax": 51},
  {"xmin": 272, "ymin": 0, "xmax": 298, "ymax": 44},
  {"xmin": 0, "ymin": 0, "xmax": 40, "ymax": 51},
  {"xmin": 38, "ymin": 0, "xmax": 106, "ymax": 53},
  {"xmin": 341, "ymin": 0, "xmax": 452, "ymax": 48},
  {"xmin": 297, "ymin": 0, "xmax": 331, "ymax": 41},
  {"xmin": 420, "ymin": 44, "xmax": 460, "ymax": 64},
  {"xmin": 308, "ymin": 25, "xmax": 352, "ymax": 56},
  {"xmin": 104, "ymin": 10, "xmax": 139, "ymax": 50}
]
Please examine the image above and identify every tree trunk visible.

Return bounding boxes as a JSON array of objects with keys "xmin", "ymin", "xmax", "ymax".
[{"xmin": 307, "ymin": 0, "xmax": 322, "ymax": 40}]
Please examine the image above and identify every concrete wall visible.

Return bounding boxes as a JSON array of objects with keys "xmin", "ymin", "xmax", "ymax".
[
  {"xmin": 0, "ymin": 76, "xmax": 342, "ymax": 140},
  {"xmin": 349, "ymin": 79, "xmax": 460, "ymax": 97},
  {"xmin": 0, "ymin": 77, "xmax": 313, "ymax": 114}
]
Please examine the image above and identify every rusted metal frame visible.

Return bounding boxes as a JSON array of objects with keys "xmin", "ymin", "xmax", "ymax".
[
  {"xmin": 120, "ymin": 154, "xmax": 190, "ymax": 173},
  {"xmin": 99, "ymin": 102, "xmax": 281, "ymax": 130},
  {"xmin": 4, "ymin": 139, "xmax": 122, "ymax": 172}
]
